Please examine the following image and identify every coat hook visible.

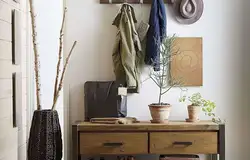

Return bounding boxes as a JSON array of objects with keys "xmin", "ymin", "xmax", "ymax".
[{"xmin": 167, "ymin": 0, "xmax": 175, "ymax": 4}]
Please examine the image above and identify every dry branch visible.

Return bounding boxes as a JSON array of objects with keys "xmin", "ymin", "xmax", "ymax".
[
  {"xmin": 52, "ymin": 41, "xmax": 77, "ymax": 110},
  {"xmin": 53, "ymin": 7, "xmax": 67, "ymax": 103},
  {"xmin": 29, "ymin": 0, "xmax": 42, "ymax": 110}
]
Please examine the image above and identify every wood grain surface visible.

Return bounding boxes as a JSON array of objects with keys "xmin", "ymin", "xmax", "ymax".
[
  {"xmin": 150, "ymin": 132, "xmax": 218, "ymax": 154},
  {"xmin": 80, "ymin": 133, "xmax": 148, "ymax": 155},
  {"xmin": 170, "ymin": 37, "xmax": 203, "ymax": 86},
  {"xmin": 76, "ymin": 121, "xmax": 219, "ymax": 131}
]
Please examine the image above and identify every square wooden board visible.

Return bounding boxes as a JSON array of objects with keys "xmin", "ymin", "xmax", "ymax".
[{"xmin": 170, "ymin": 37, "xmax": 203, "ymax": 86}]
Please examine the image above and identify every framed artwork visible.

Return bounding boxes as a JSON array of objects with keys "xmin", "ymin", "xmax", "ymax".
[
  {"xmin": 12, "ymin": 72, "xmax": 22, "ymax": 128},
  {"xmin": 170, "ymin": 37, "xmax": 203, "ymax": 86},
  {"xmin": 12, "ymin": 9, "xmax": 21, "ymax": 65}
]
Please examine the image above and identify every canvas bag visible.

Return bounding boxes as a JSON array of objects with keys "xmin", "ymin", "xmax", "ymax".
[{"xmin": 84, "ymin": 81, "xmax": 127, "ymax": 121}]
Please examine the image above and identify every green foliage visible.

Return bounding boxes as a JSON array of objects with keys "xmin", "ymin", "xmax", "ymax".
[{"xmin": 179, "ymin": 92, "xmax": 223, "ymax": 123}]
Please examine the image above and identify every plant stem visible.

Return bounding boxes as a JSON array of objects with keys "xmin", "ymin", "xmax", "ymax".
[
  {"xmin": 158, "ymin": 88, "xmax": 162, "ymax": 104},
  {"xmin": 29, "ymin": 0, "xmax": 42, "ymax": 110},
  {"xmin": 52, "ymin": 41, "xmax": 77, "ymax": 110},
  {"xmin": 159, "ymin": 47, "xmax": 166, "ymax": 104}
]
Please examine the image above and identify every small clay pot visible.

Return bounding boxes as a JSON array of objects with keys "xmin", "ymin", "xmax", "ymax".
[
  {"xmin": 187, "ymin": 105, "xmax": 201, "ymax": 121},
  {"xmin": 149, "ymin": 104, "xmax": 171, "ymax": 123}
]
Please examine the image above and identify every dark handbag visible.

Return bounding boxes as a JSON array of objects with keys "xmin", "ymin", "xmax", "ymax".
[{"xmin": 84, "ymin": 81, "xmax": 127, "ymax": 121}]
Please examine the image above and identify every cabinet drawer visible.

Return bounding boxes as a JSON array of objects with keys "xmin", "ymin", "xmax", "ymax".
[
  {"xmin": 80, "ymin": 133, "xmax": 148, "ymax": 155},
  {"xmin": 150, "ymin": 132, "xmax": 218, "ymax": 154}
]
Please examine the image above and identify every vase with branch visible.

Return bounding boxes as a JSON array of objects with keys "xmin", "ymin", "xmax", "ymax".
[
  {"xmin": 148, "ymin": 34, "xmax": 183, "ymax": 123},
  {"xmin": 27, "ymin": 1, "xmax": 77, "ymax": 159}
]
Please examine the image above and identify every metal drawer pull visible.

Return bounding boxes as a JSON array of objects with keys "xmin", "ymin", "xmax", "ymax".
[
  {"xmin": 103, "ymin": 142, "xmax": 123, "ymax": 147},
  {"xmin": 173, "ymin": 142, "xmax": 193, "ymax": 146}
]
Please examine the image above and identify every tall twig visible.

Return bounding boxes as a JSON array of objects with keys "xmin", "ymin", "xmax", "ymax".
[
  {"xmin": 29, "ymin": 0, "xmax": 42, "ymax": 110},
  {"xmin": 52, "ymin": 41, "xmax": 77, "ymax": 110},
  {"xmin": 53, "ymin": 7, "xmax": 67, "ymax": 103}
]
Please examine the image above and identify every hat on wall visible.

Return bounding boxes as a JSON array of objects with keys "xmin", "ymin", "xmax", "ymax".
[{"xmin": 173, "ymin": 0, "xmax": 204, "ymax": 25}]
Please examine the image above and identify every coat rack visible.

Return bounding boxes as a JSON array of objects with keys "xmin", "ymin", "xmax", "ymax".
[
  {"xmin": 100, "ymin": 0, "xmax": 204, "ymax": 25},
  {"xmin": 100, "ymin": 0, "xmax": 174, "ymax": 4}
]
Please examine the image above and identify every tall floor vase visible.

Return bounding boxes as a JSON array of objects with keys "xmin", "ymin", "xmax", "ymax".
[{"xmin": 28, "ymin": 110, "xmax": 62, "ymax": 160}]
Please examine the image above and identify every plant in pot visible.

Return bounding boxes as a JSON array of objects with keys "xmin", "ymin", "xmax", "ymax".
[
  {"xmin": 27, "ymin": 1, "xmax": 77, "ymax": 160},
  {"xmin": 179, "ymin": 92, "xmax": 222, "ymax": 123},
  {"xmin": 148, "ymin": 35, "xmax": 182, "ymax": 123}
]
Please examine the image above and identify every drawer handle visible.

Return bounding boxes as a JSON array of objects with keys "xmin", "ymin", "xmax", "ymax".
[
  {"xmin": 173, "ymin": 142, "xmax": 193, "ymax": 146},
  {"xmin": 103, "ymin": 142, "xmax": 123, "ymax": 147}
]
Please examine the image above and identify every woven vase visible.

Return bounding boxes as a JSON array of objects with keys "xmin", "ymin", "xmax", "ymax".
[{"xmin": 27, "ymin": 110, "xmax": 62, "ymax": 160}]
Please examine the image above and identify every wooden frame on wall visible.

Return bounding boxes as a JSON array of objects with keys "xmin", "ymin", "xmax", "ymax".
[
  {"xmin": 12, "ymin": 9, "xmax": 21, "ymax": 65},
  {"xmin": 12, "ymin": 72, "xmax": 22, "ymax": 128}
]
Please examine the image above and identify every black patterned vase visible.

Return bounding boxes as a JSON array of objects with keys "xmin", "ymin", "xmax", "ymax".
[{"xmin": 27, "ymin": 110, "xmax": 62, "ymax": 160}]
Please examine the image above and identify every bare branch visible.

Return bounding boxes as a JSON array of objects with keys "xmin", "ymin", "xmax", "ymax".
[
  {"xmin": 149, "ymin": 74, "xmax": 161, "ymax": 88},
  {"xmin": 53, "ymin": 7, "xmax": 67, "ymax": 103},
  {"xmin": 29, "ymin": 0, "xmax": 42, "ymax": 110},
  {"xmin": 52, "ymin": 41, "xmax": 77, "ymax": 110},
  {"xmin": 161, "ymin": 85, "xmax": 174, "ymax": 95},
  {"xmin": 140, "ymin": 77, "xmax": 151, "ymax": 83}
]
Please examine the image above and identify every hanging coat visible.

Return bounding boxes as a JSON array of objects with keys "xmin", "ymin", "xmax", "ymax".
[
  {"xmin": 112, "ymin": 4, "xmax": 142, "ymax": 93},
  {"xmin": 145, "ymin": 0, "xmax": 167, "ymax": 71}
]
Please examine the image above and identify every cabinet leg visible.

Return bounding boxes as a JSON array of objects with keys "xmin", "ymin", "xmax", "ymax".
[
  {"xmin": 211, "ymin": 154, "xmax": 218, "ymax": 160},
  {"xmin": 72, "ymin": 125, "xmax": 80, "ymax": 160},
  {"xmin": 219, "ymin": 124, "xmax": 225, "ymax": 160}
]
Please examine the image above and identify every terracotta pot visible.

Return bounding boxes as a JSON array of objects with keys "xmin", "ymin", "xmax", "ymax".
[
  {"xmin": 149, "ymin": 104, "xmax": 171, "ymax": 123},
  {"xmin": 187, "ymin": 105, "xmax": 201, "ymax": 121}
]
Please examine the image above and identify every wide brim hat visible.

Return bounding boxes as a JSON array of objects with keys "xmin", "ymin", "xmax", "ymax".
[{"xmin": 173, "ymin": 0, "xmax": 204, "ymax": 25}]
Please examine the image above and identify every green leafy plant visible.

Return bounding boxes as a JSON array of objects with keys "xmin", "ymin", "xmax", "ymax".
[{"xmin": 179, "ymin": 92, "xmax": 222, "ymax": 123}]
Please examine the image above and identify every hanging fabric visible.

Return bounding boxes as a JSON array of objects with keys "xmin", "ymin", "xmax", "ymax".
[
  {"xmin": 145, "ymin": 0, "xmax": 167, "ymax": 71},
  {"xmin": 136, "ymin": 1, "xmax": 150, "ymax": 75},
  {"xmin": 112, "ymin": 4, "xmax": 142, "ymax": 93}
]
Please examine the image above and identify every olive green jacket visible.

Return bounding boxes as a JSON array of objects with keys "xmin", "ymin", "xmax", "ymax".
[{"xmin": 112, "ymin": 4, "xmax": 142, "ymax": 93}]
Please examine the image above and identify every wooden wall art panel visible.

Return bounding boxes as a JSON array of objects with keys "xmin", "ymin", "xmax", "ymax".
[{"xmin": 170, "ymin": 37, "xmax": 203, "ymax": 86}]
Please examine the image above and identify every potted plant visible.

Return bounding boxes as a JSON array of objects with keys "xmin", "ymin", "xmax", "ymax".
[
  {"xmin": 27, "ymin": 1, "xmax": 77, "ymax": 160},
  {"xmin": 179, "ymin": 92, "xmax": 222, "ymax": 123},
  {"xmin": 148, "ymin": 35, "xmax": 182, "ymax": 123}
]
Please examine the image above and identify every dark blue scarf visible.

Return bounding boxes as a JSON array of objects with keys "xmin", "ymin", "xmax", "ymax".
[{"xmin": 145, "ymin": 0, "xmax": 167, "ymax": 71}]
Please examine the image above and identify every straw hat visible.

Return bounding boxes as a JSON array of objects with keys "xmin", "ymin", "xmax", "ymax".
[{"xmin": 173, "ymin": 0, "xmax": 204, "ymax": 25}]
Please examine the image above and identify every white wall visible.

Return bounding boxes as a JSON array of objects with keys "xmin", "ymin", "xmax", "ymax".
[{"xmin": 63, "ymin": 0, "xmax": 250, "ymax": 160}]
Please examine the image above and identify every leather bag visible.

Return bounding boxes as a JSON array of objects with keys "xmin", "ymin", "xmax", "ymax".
[{"xmin": 84, "ymin": 81, "xmax": 127, "ymax": 121}]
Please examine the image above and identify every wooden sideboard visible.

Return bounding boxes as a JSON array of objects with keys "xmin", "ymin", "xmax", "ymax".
[{"xmin": 72, "ymin": 121, "xmax": 225, "ymax": 160}]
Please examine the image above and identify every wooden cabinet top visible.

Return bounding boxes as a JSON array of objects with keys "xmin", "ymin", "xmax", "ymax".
[{"xmin": 74, "ymin": 121, "xmax": 220, "ymax": 131}]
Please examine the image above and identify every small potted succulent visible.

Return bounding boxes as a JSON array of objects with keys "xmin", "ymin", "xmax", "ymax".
[
  {"xmin": 148, "ymin": 35, "xmax": 182, "ymax": 123},
  {"xmin": 179, "ymin": 92, "xmax": 222, "ymax": 123}
]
